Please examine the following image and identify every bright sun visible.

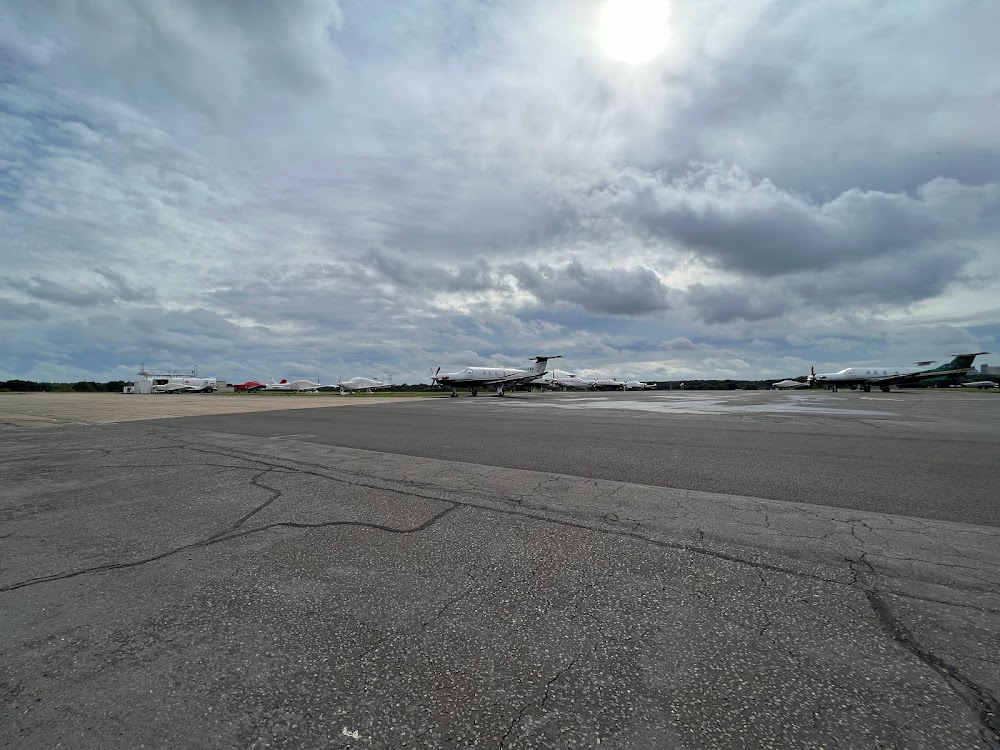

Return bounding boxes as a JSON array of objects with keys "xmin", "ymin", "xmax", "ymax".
[{"xmin": 598, "ymin": 0, "xmax": 669, "ymax": 65}]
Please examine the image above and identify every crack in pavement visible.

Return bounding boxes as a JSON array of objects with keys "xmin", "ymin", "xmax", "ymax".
[
  {"xmin": 0, "ymin": 501, "xmax": 459, "ymax": 594},
  {"xmin": 7, "ymin": 432, "xmax": 999, "ymax": 745},
  {"xmin": 862, "ymin": 588, "xmax": 1000, "ymax": 749}
]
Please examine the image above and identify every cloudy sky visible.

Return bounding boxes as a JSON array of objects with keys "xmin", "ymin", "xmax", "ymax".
[{"xmin": 2, "ymin": 0, "xmax": 999, "ymax": 384}]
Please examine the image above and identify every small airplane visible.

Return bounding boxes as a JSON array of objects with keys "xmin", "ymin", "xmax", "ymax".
[
  {"xmin": 591, "ymin": 377, "xmax": 629, "ymax": 391},
  {"xmin": 151, "ymin": 376, "xmax": 218, "ymax": 394},
  {"xmin": 338, "ymin": 376, "xmax": 392, "ymax": 394},
  {"xmin": 528, "ymin": 369, "xmax": 585, "ymax": 391},
  {"xmin": 264, "ymin": 377, "xmax": 325, "ymax": 393},
  {"xmin": 233, "ymin": 380, "xmax": 266, "ymax": 392},
  {"xmin": 433, "ymin": 356, "xmax": 561, "ymax": 397},
  {"xmin": 553, "ymin": 374, "xmax": 597, "ymax": 390},
  {"xmin": 960, "ymin": 380, "xmax": 998, "ymax": 389},
  {"xmin": 808, "ymin": 353, "xmax": 987, "ymax": 392},
  {"xmin": 623, "ymin": 380, "xmax": 655, "ymax": 390},
  {"xmin": 771, "ymin": 379, "xmax": 809, "ymax": 390}
]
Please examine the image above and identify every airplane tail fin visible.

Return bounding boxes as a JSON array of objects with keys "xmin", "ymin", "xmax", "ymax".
[
  {"xmin": 529, "ymin": 355, "xmax": 561, "ymax": 375},
  {"xmin": 934, "ymin": 352, "xmax": 987, "ymax": 374}
]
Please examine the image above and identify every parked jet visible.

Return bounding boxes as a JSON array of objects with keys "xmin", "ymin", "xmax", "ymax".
[
  {"xmin": 433, "ymin": 356, "xmax": 561, "ymax": 397},
  {"xmin": 233, "ymin": 380, "xmax": 265, "ymax": 392},
  {"xmin": 623, "ymin": 380, "xmax": 654, "ymax": 390},
  {"xmin": 529, "ymin": 369, "xmax": 582, "ymax": 390},
  {"xmin": 553, "ymin": 374, "xmax": 597, "ymax": 390},
  {"xmin": 152, "ymin": 376, "xmax": 217, "ymax": 394},
  {"xmin": 592, "ymin": 377, "xmax": 628, "ymax": 391},
  {"xmin": 338, "ymin": 376, "xmax": 392, "ymax": 394},
  {"xmin": 808, "ymin": 353, "xmax": 987, "ymax": 392},
  {"xmin": 771, "ymin": 379, "xmax": 809, "ymax": 390},
  {"xmin": 961, "ymin": 380, "xmax": 998, "ymax": 389},
  {"xmin": 265, "ymin": 377, "xmax": 325, "ymax": 393}
]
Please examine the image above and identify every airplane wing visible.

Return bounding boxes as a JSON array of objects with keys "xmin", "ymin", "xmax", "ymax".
[{"xmin": 482, "ymin": 371, "xmax": 546, "ymax": 387}]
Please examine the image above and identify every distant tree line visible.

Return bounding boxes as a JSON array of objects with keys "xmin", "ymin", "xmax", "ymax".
[{"xmin": 0, "ymin": 380, "xmax": 130, "ymax": 393}]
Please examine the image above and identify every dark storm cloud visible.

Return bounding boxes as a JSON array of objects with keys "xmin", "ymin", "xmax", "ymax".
[
  {"xmin": 685, "ymin": 282, "xmax": 788, "ymax": 325},
  {"xmin": 5, "ymin": 267, "xmax": 154, "ymax": 308},
  {"xmin": 365, "ymin": 248, "xmax": 501, "ymax": 293},
  {"xmin": 584, "ymin": 167, "xmax": 997, "ymax": 278},
  {"xmin": 506, "ymin": 260, "xmax": 670, "ymax": 316},
  {"xmin": 0, "ymin": 297, "xmax": 47, "ymax": 321}
]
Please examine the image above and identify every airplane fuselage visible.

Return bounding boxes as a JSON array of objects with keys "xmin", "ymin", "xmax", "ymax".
[
  {"xmin": 265, "ymin": 378, "xmax": 324, "ymax": 392},
  {"xmin": 961, "ymin": 380, "xmax": 998, "ymax": 389},
  {"xmin": 151, "ymin": 377, "xmax": 217, "ymax": 394},
  {"xmin": 810, "ymin": 353, "xmax": 986, "ymax": 392},
  {"xmin": 339, "ymin": 377, "xmax": 391, "ymax": 393},
  {"xmin": 433, "ymin": 356, "xmax": 560, "ymax": 397}
]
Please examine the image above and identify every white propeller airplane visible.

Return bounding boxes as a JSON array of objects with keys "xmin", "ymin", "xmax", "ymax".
[
  {"xmin": 807, "ymin": 352, "xmax": 987, "ymax": 392},
  {"xmin": 432, "ymin": 356, "xmax": 561, "ymax": 397},
  {"xmin": 264, "ymin": 377, "xmax": 325, "ymax": 393},
  {"xmin": 338, "ymin": 376, "xmax": 392, "ymax": 394}
]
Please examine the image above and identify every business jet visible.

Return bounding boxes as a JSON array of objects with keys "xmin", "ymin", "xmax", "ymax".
[
  {"xmin": 553, "ymin": 374, "xmax": 597, "ymax": 390},
  {"xmin": 592, "ymin": 377, "xmax": 629, "ymax": 391},
  {"xmin": 808, "ymin": 352, "xmax": 987, "ymax": 392},
  {"xmin": 529, "ymin": 369, "xmax": 584, "ymax": 391},
  {"xmin": 961, "ymin": 380, "xmax": 998, "ymax": 389},
  {"xmin": 151, "ymin": 376, "xmax": 218, "ymax": 394},
  {"xmin": 265, "ymin": 377, "xmax": 325, "ymax": 393},
  {"xmin": 771, "ymin": 379, "xmax": 809, "ymax": 390},
  {"xmin": 623, "ymin": 380, "xmax": 655, "ymax": 390},
  {"xmin": 338, "ymin": 376, "xmax": 392, "ymax": 394},
  {"xmin": 433, "ymin": 356, "xmax": 561, "ymax": 397},
  {"xmin": 233, "ymin": 380, "xmax": 265, "ymax": 392}
]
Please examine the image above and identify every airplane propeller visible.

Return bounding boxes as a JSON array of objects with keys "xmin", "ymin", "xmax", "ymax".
[{"xmin": 807, "ymin": 366, "xmax": 816, "ymax": 387}]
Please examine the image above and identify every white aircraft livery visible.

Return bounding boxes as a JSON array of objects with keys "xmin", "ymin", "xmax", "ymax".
[
  {"xmin": 338, "ymin": 376, "xmax": 392, "ymax": 394},
  {"xmin": 623, "ymin": 380, "xmax": 654, "ymax": 390},
  {"xmin": 961, "ymin": 380, "xmax": 998, "ymax": 389},
  {"xmin": 151, "ymin": 376, "xmax": 217, "ymax": 394},
  {"xmin": 265, "ymin": 378, "xmax": 325, "ymax": 393},
  {"xmin": 433, "ymin": 356, "xmax": 561, "ymax": 397},
  {"xmin": 808, "ymin": 352, "xmax": 987, "ymax": 392},
  {"xmin": 771, "ymin": 379, "xmax": 809, "ymax": 390}
]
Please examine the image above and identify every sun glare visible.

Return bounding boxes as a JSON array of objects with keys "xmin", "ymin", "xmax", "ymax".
[{"xmin": 598, "ymin": 0, "xmax": 669, "ymax": 65}]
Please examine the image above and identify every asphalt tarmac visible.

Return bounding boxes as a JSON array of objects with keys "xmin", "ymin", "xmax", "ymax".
[
  {"xmin": 2, "ymin": 390, "xmax": 998, "ymax": 749},
  {"xmin": 158, "ymin": 389, "xmax": 1000, "ymax": 526}
]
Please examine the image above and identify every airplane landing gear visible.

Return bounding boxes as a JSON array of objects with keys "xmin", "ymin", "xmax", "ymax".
[
  {"xmin": 496, "ymin": 386, "xmax": 505, "ymax": 397},
  {"xmin": 450, "ymin": 389, "xmax": 458, "ymax": 397},
  {"xmin": 880, "ymin": 386, "xmax": 890, "ymax": 393},
  {"xmin": 863, "ymin": 384, "xmax": 872, "ymax": 393},
  {"xmin": 471, "ymin": 387, "xmax": 478, "ymax": 396}
]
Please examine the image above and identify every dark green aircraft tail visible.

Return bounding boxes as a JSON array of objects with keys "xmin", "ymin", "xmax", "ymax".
[{"xmin": 930, "ymin": 352, "xmax": 988, "ymax": 376}]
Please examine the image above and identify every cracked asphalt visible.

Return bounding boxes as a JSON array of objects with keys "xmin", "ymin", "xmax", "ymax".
[{"xmin": 2, "ymin": 390, "xmax": 998, "ymax": 749}]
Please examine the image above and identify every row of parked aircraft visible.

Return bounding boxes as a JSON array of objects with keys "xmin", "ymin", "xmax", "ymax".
[
  {"xmin": 771, "ymin": 352, "xmax": 992, "ymax": 392},
  {"xmin": 231, "ymin": 377, "xmax": 393, "ymax": 394},
  {"xmin": 432, "ymin": 351, "xmax": 993, "ymax": 398},
  {"xmin": 153, "ymin": 351, "xmax": 992, "ymax": 398},
  {"xmin": 430, "ymin": 356, "xmax": 653, "ymax": 397}
]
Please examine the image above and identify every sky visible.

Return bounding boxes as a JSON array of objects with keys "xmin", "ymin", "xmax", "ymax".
[{"xmin": 2, "ymin": 0, "xmax": 999, "ymax": 385}]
